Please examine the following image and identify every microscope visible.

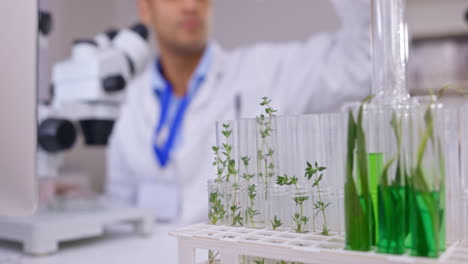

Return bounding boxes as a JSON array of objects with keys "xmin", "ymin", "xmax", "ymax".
[
  {"xmin": 37, "ymin": 23, "xmax": 150, "ymax": 183},
  {"xmin": 0, "ymin": 16, "xmax": 155, "ymax": 256}
]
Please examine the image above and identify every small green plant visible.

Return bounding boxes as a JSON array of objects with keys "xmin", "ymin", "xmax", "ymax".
[
  {"xmin": 345, "ymin": 95, "xmax": 376, "ymax": 251},
  {"xmin": 221, "ymin": 124, "xmax": 236, "ymax": 183},
  {"xmin": 208, "ymin": 250, "xmax": 219, "ymax": 264},
  {"xmin": 254, "ymin": 258, "xmax": 265, "ymax": 264},
  {"xmin": 241, "ymin": 156, "xmax": 255, "ymax": 182},
  {"xmin": 277, "ymin": 174, "xmax": 309, "ymax": 233},
  {"xmin": 212, "ymin": 146, "xmax": 225, "ymax": 183},
  {"xmin": 409, "ymin": 93, "xmax": 446, "ymax": 257},
  {"xmin": 222, "ymin": 123, "xmax": 244, "ymax": 226},
  {"xmin": 212, "ymin": 123, "xmax": 243, "ymax": 226},
  {"xmin": 241, "ymin": 156, "xmax": 259, "ymax": 228},
  {"xmin": 292, "ymin": 197, "xmax": 310, "ymax": 234},
  {"xmin": 271, "ymin": 216, "xmax": 283, "ymax": 231},
  {"xmin": 256, "ymin": 97, "xmax": 277, "ymax": 187},
  {"xmin": 305, "ymin": 162, "xmax": 330, "ymax": 236},
  {"xmin": 208, "ymin": 192, "xmax": 226, "ymax": 225}
]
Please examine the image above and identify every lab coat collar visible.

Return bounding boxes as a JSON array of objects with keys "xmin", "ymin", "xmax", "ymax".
[{"xmin": 151, "ymin": 43, "xmax": 214, "ymax": 97}]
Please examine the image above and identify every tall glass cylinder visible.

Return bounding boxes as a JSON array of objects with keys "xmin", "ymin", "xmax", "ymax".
[{"xmin": 371, "ymin": 0, "xmax": 410, "ymax": 104}]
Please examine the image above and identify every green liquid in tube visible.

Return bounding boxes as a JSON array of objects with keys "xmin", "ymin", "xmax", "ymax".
[
  {"xmin": 377, "ymin": 185, "xmax": 406, "ymax": 254},
  {"xmin": 409, "ymin": 190, "xmax": 445, "ymax": 258}
]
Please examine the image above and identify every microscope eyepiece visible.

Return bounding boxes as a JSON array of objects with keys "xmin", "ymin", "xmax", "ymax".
[
  {"xmin": 106, "ymin": 29, "xmax": 119, "ymax": 40},
  {"xmin": 38, "ymin": 119, "xmax": 77, "ymax": 153},
  {"xmin": 131, "ymin": 23, "xmax": 149, "ymax": 41},
  {"xmin": 39, "ymin": 10, "xmax": 53, "ymax": 36},
  {"xmin": 102, "ymin": 75, "xmax": 127, "ymax": 93}
]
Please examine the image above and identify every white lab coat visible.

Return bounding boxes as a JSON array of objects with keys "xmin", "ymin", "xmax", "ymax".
[{"xmin": 107, "ymin": 0, "xmax": 371, "ymax": 224}]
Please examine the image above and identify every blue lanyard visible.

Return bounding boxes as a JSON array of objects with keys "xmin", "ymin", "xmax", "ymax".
[{"xmin": 152, "ymin": 75, "xmax": 205, "ymax": 168}]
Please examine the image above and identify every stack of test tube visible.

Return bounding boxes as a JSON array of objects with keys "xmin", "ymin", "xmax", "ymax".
[
  {"xmin": 208, "ymin": 114, "xmax": 345, "ymax": 236},
  {"xmin": 342, "ymin": 101, "xmax": 461, "ymax": 258},
  {"xmin": 207, "ymin": 98, "xmax": 464, "ymax": 263}
]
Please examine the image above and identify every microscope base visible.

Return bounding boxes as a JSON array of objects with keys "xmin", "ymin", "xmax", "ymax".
[{"xmin": 0, "ymin": 204, "xmax": 154, "ymax": 255}]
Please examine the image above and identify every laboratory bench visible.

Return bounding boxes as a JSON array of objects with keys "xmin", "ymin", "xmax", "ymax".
[{"xmin": 0, "ymin": 224, "xmax": 183, "ymax": 264}]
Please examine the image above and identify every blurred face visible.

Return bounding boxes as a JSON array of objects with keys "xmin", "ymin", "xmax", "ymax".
[{"xmin": 139, "ymin": 0, "xmax": 212, "ymax": 55}]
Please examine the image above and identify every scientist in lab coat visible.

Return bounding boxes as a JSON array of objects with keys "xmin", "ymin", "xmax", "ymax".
[{"xmin": 107, "ymin": 0, "xmax": 371, "ymax": 224}]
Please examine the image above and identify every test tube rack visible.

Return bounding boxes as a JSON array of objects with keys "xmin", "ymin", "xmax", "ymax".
[{"xmin": 171, "ymin": 224, "xmax": 468, "ymax": 264}]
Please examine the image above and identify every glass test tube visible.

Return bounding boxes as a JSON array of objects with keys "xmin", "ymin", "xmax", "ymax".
[
  {"xmin": 238, "ymin": 118, "xmax": 264, "ymax": 228},
  {"xmin": 255, "ymin": 115, "xmax": 279, "ymax": 225},
  {"xmin": 460, "ymin": 104, "xmax": 468, "ymax": 246},
  {"xmin": 408, "ymin": 104, "xmax": 447, "ymax": 258},
  {"xmin": 216, "ymin": 120, "xmax": 242, "ymax": 226},
  {"xmin": 344, "ymin": 106, "xmax": 374, "ymax": 252},
  {"xmin": 371, "ymin": 0, "xmax": 410, "ymax": 104}
]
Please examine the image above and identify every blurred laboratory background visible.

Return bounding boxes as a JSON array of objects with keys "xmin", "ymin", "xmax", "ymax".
[
  {"xmin": 37, "ymin": 0, "xmax": 341, "ymax": 195},
  {"xmin": 38, "ymin": 0, "xmax": 468, "ymax": 196},
  {"xmin": 0, "ymin": 0, "xmax": 465, "ymax": 262}
]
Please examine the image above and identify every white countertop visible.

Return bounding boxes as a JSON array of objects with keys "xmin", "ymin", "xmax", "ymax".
[{"xmin": 0, "ymin": 223, "xmax": 195, "ymax": 264}]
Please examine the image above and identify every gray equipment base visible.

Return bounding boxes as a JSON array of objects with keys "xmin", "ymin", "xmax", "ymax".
[{"xmin": 0, "ymin": 205, "xmax": 154, "ymax": 255}]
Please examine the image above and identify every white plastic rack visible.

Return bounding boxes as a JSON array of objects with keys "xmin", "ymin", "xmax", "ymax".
[{"xmin": 171, "ymin": 224, "xmax": 468, "ymax": 264}]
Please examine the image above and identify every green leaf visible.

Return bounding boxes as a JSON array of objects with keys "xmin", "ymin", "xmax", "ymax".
[
  {"xmin": 344, "ymin": 102, "xmax": 373, "ymax": 250},
  {"xmin": 276, "ymin": 174, "xmax": 290, "ymax": 186},
  {"xmin": 362, "ymin": 94, "xmax": 374, "ymax": 104},
  {"xmin": 271, "ymin": 216, "xmax": 283, "ymax": 231},
  {"xmin": 293, "ymin": 196, "xmax": 309, "ymax": 205},
  {"xmin": 290, "ymin": 176, "xmax": 298, "ymax": 185},
  {"xmin": 266, "ymin": 148, "xmax": 274, "ymax": 156},
  {"xmin": 346, "ymin": 111, "xmax": 357, "ymax": 184},
  {"xmin": 380, "ymin": 157, "xmax": 396, "ymax": 187}
]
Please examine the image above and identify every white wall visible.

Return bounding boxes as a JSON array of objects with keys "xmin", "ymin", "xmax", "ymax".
[
  {"xmin": 212, "ymin": 0, "xmax": 339, "ymax": 50},
  {"xmin": 39, "ymin": 0, "xmax": 340, "ymax": 191},
  {"xmin": 0, "ymin": 0, "xmax": 38, "ymax": 215}
]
